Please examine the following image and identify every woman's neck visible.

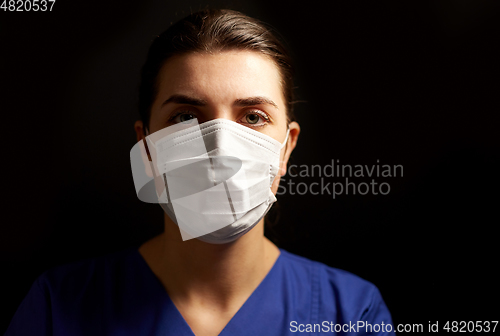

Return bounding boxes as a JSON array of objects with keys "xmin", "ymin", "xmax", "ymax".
[{"xmin": 139, "ymin": 214, "xmax": 281, "ymax": 310}]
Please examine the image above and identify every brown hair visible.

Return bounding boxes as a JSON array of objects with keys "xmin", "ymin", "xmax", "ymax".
[{"xmin": 138, "ymin": 9, "xmax": 296, "ymax": 129}]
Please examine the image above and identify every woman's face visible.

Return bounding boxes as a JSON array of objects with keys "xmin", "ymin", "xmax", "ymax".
[{"xmin": 136, "ymin": 50, "xmax": 299, "ymax": 194}]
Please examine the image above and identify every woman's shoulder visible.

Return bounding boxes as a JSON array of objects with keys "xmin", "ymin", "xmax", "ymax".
[
  {"xmin": 278, "ymin": 248, "xmax": 377, "ymax": 291},
  {"xmin": 278, "ymin": 248, "xmax": 392, "ymax": 324},
  {"xmin": 6, "ymin": 247, "xmax": 146, "ymax": 336}
]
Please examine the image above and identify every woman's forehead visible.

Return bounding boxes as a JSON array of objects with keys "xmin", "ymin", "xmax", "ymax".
[{"xmin": 155, "ymin": 50, "xmax": 286, "ymax": 109}]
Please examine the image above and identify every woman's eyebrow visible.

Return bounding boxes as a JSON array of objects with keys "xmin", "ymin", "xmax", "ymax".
[
  {"xmin": 234, "ymin": 96, "xmax": 278, "ymax": 109},
  {"xmin": 161, "ymin": 95, "xmax": 278, "ymax": 109},
  {"xmin": 162, "ymin": 94, "xmax": 208, "ymax": 107}
]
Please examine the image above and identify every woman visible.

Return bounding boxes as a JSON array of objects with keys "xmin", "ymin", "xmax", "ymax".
[{"xmin": 6, "ymin": 9, "xmax": 395, "ymax": 336}]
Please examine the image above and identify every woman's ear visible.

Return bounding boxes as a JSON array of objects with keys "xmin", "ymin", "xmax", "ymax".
[
  {"xmin": 134, "ymin": 120, "xmax": 146, "ymax": 142},
  {"xmin": 134, "ymin": 120, "xmax": 154, "ymax": 178},
  {"xmin": 280, "ymin": 121, "xmax": 300, "ymax": 176}
]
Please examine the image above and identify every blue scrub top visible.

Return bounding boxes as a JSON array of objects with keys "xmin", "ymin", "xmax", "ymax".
[{"xmin": 5, "ymin": 248, "xmax": 395, "ymax": 335}]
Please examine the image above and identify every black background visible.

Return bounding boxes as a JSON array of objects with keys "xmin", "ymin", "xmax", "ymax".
[{"xmin": 1, "ymin": 0, "xmax": 499, "ymax": 333}]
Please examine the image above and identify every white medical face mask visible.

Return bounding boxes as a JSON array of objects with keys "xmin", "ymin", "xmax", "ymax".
[{"xmin": 130, "ymin": 118, "xmax": 289, "ymax": 244}]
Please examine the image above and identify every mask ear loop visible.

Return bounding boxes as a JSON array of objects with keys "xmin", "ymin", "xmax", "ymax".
[
  {"xmin": 280, "ymin": 126, "xmax": 290, "ymax": 149},
  {"xmin": 141, "ymin": 125, "xmax": 156, "ymax": 177},
  {"xmin": 142, "ymin": 126, "xmax": 152, "ymax": 162},
  {"xmin": 277, "ymin": 126, "xmax": 291, "ymax": 181},
  {"xmin": 142, "ymin": 126, "xmax": 172, "ymax": 205},
  {"xmin": 142, "ymin": 126, "xmax": 158, "ymax": 157}
]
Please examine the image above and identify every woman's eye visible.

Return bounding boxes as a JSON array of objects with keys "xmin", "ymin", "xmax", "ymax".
[
  {"xmin": 242, "ymin": 111, "xmax": 269, "ymax": 127},
  {"xmin": 245, "ymin": 113, "xmax": 260, "ymax": 124},
  {"xmin": 170, "ymin": 112, "xmax": 196, "ymax": 124}
]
